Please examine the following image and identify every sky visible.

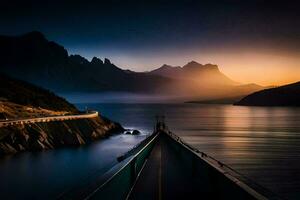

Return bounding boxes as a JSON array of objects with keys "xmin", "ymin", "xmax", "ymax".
[{"xmin": 1, "ymin": 0, "xmax": 300, "ymax": 86}]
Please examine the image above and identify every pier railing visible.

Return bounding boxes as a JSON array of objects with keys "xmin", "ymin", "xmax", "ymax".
[
  {"xmin": 59, "ymin": 125, "xmax": 282, "ymax": 200},
  {"xmin": 59, "ymin": 132, "xmax": 160, "ymax": 200},
  {"xmin": 166, "ymin": 131, "xmax": 282, "ymax": 200}
]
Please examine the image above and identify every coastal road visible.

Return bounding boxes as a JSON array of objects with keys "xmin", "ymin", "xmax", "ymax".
[{"xmin": 0, "ymin": 111, "xmax": 98, "ymax": 127}]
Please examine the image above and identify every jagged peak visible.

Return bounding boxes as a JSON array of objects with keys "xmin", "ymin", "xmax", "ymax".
[
  {"xmin": 183, "ymin": 61, "xmax": 203, "ymax": 68},
  {"xmin": 91, "ymin": 57, "xmax": 103, "ymax": 65},
  {"xmin": 188, "ymin": 60, "xmax": 201, "ymax": 65},
  {"xmin": 183, "ymin": 61, "xmax": 219, "ymax": 71},
  {"xmin": 69, "ymin": 54, "xmax": 89, "ymax": 64},
  {"xmin": 104, "ymin": 58, "xmax": 111, "ymax": 65}
]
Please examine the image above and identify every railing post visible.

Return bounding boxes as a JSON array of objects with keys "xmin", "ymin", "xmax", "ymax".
[{"xmin": 131, "ymin": 157, "xmax": 137, "ymax": 185}]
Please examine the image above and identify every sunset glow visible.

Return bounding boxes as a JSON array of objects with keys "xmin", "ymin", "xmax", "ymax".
[
  {"xmin": 94, "ymin": 49, "xmax": 300, "ymax": 86},
  {"xmin": 2, "ymin": 1, "xmax": 300, "ymax": 199}
]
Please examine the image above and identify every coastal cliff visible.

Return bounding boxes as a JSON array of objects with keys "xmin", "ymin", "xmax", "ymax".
[
  {"xmin": 0, "ymin": 117, "xmax": 122, "ymax": 154},
  {"xmin": 0, "ymin": 74, "xmax": 124, "ymax": 154}
]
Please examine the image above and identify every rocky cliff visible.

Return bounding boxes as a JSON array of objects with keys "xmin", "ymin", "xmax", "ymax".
[
  {"xmin": 0, "ymin": 74, "xmax": 124, "ymax": 154},
  {"xmin": 0, "ymin": 117, "xmax": 122, "ymax": 154}
]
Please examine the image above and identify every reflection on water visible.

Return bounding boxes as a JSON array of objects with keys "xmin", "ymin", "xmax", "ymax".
[
  {"xmin": 0, "ymin": 133, "xmax": 147, "ymax": 199},
  {"xmin": 78, "ymin": 103, "xmax": 300, "ymax": 199},
  {"xmin": 1, "ymin": 103, "xmax": 300, "ymax": 199}
]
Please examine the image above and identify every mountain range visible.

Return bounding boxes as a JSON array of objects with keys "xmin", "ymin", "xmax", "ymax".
[
  {"xmin": 0, "ymin": 31, "xmax": 263, "ymax": 100},
  {"xmin": 149, "ymin": 62, "xmax": 238, "ymax": 86}
]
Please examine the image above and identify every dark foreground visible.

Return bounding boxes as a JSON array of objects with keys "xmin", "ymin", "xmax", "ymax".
[
  {"xmin": 62, "ymin": 127, "xmax": 280, "ymax": 200},
  {"xmin": 85, "ymin": 103, "xmax": 300, "ymax": 200},
  {"xmin": 128, "ymin": 133, "xmax": 277, "ymax": 200},
  {"xmin": 129, "ymin": 133, "xmax": 210, "ymax": 199}
]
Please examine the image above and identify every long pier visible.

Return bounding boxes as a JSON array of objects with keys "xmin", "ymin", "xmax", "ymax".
[
  {"xmin": 59, "ymin": 117, "xmax": 281, "ymax": 200},
  {"xmin": 0, "ymin": 111, "xmax": 98, "ymax": 128}
]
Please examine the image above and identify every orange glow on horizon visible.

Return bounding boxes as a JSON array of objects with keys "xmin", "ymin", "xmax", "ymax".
[
  {"xmin": 100, "ymin": 48, "xmax": 300, "ymax": 87},
  {"xmin": 212, "ymin": 52, "xmax": 300, "ymax": 86}
]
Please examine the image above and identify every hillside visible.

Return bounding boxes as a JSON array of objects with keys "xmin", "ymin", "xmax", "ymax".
[
  {"xmin": 0, "ymin": 74, "xmax": 123, "ymax": 154},
  {"xmin": 234, "ymin": 81, "xmax": 300, "ymax": 106},
  {"xmin": 0, "ymin": 73, "xmax": 77, "ymax": 113}
]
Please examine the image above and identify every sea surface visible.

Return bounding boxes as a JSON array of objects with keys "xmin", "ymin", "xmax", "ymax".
[
  {"xmin": 80, "ymin": 103, "xmax": 300, "ymax": 200},
  {"xmin": 1, "ymin": 103, "xmax": 300, "ymax": 199}
]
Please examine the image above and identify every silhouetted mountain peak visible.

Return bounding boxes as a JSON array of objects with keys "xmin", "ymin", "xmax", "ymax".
[
  {"xmin": 104, "ymin": 58, "xmax": 111, "ymax": 65},
  {"xmin": 183, "ymin": 61, "xmax": 219, "ymax": 72},
  {"xmin": 69, "ymin": 55, "xmax": 89, "ymax": 65},
  {"xmin": 188, "ymin": 60, "xmax": 200, "ymax": 65},
  {"xmin": 183, "ymin": 61, "xmax": 202, "ymax": 68},
  {"xmin": 21, "ymin": 31, "xmax": 47, "ymax": 42},
  {"xmin": 160, "ymin": 64, "xmax": 176, "ymax": 69},
  {"xmin": 91, "ymin": 57, "xmax": 103, "ymax": 65},
  {"xmin": 149, "ymin": 60, "xmax": 236, "ymax": 86},
  {"xmin": 161, "ymin": 64, "xmax": 171, "ymax": 68},
  {"xmin": 18, "ymin": 31, "xmax": 67, "ymax": 56}
]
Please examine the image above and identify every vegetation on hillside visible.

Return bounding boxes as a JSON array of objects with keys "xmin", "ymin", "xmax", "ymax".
[{"xmin": 0, "ymin": 74, "xmax": 77, "ymax": 112}]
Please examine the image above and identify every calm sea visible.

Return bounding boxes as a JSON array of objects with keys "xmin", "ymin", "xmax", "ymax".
[{"xmin": 1, "ymin": 103, "xmax": 300, "ymax": 199}]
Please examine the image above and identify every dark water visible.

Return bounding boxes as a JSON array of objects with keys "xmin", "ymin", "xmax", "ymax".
[
  {"xmin": 1, "ymin": 103, "xmax": 300, "ymax": 199},
  {"xmin": 0, "ymin": 128, "xmax": 148, "ymax": 199},
  {"xmin": 78, "ymin": 103, "xmax": 300, "ymax": 200}
]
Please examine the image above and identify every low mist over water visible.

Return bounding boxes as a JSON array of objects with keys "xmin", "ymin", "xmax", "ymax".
[{"xmin": 62, "ymin": 92, "xmax": 187, "ymax": 104}]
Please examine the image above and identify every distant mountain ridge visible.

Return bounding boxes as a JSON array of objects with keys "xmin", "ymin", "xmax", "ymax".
[
  {"xmin": 0, "ymin": 31, "xmax": 262, "ymax": 100},
  {"xmin": 0, "ymin": 31, "xmax": 177, "ymax": 93},
  {"xmin": 149, "ymin": 61, "xmax": 238, "ymax": 86},
  {"xmin": 235, "ymin": 81, "xmax": 300, "ymax": 106}
]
